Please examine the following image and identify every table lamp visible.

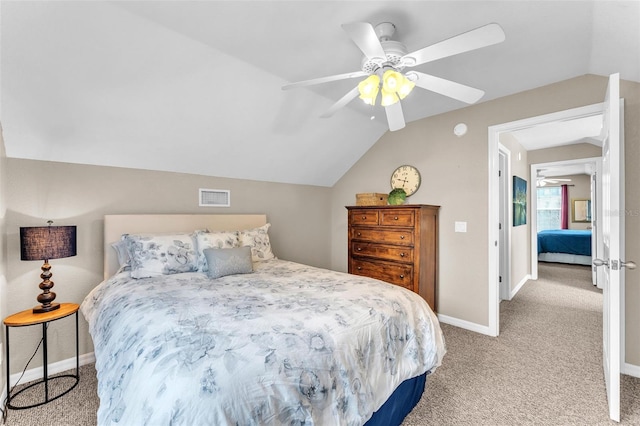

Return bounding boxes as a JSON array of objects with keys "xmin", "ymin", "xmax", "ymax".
[{"xmin": 20, "ymin": 221, "xmax": 77, "ymax": 313}]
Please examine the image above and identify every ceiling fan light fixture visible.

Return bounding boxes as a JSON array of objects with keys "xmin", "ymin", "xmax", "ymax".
[
  {"xmin": 397, "ymin": 76, "xmax": 415, "ymax": 99},
  {"xmin": 358, "ymin": 75, "xmax": 380, "ymax": 105},
  {"xmin": 380, "ymin": 87, "xmax": 399, "ymax": 106},
  {"xmin": 382, "ymin": 69, "xmax": 402, "ymax": 92}
]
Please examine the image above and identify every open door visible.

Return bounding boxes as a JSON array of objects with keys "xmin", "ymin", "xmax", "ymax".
[{"xmin": 594, "ymin": 73, "xmax": 635, "ymax": 422}]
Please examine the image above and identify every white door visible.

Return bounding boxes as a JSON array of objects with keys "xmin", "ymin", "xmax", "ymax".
[
  {"xmin": 498, "ymin": 148, "xmax": 510, "ymax": 300},
  {"xmin": 591, "ymin": 173, "xmax": 599, "ymax": 286},
  {"xmin": 595, "ymin": 73, "xmax": 631, "ymax": 422}
]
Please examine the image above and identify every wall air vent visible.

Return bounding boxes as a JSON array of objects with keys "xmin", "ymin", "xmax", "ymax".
[{"xmin": 199, "ymin": 189, "xmax": 230, "ymax": 207}]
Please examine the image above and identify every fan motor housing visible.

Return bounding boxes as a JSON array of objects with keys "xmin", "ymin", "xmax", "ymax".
[{"xmin": 361, "ymin": 40, "xmax": 408, "ymax": 73}]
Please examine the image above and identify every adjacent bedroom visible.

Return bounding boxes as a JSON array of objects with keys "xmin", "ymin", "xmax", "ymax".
[{"xmin": 536, "ymin": 172, "xmax": 595, "ymax": 268}]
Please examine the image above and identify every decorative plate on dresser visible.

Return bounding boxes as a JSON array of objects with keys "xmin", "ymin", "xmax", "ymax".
[{"xmin": 346, "ymin": 204, "xmax": 439, "ymax": 312}]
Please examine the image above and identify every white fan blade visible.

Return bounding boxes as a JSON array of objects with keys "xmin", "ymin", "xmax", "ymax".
[
  {"xmin": 410, "ymin": 71, "xmax": 485, "ymax": 104},
  {"xmin": 320, "ymin": 86, "xmax": 360, "ymax": 118},
  {"xmin": 342, "ymin": 22, "xmax": 387, "ymax": 62},
  {"xmin": 282, "ymin": 71, "xmax": 367, "ymax": 90},
  {"xmin": 402, "ymin": 23, "xmax": 505, "ymax": 67},
  {"xmin": 385, "ymin": 102, "xmax": 406, "ymax": 131}
]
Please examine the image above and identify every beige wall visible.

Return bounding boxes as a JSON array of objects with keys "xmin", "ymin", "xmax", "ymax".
[
  {"xmin": 563, "ymin": 174, "xmax": 592, "ymax": 230},
  {"xmin": 620, "ymin": 78, "xmax": 640, "ymax": 367},
  {"xmin": 4, "ymin": 159, "xmax": 332, "ymax": 372},
  {"xmin": 330, "ymin": 75, "xmax": 640, "ymax": 367},
  {"xmin": 528, "ymin": 143, "xmax": 602, "ymax": 165},
  {"xmin": 331, "ymin": 109, "xmax": 491, "ymax": 325},
  {"xmin": 0, "ymin": 124, "xmax": 7, "ymax": 381}
]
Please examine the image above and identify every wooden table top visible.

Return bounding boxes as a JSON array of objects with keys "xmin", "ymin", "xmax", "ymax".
[{"xmin": 4, "ymin": 303, "xmax": 79, "ymax": 327}]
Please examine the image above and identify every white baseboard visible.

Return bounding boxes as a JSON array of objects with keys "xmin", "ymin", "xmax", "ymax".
[
  {"xmin": 437, "ymin": 313, "xmax": 492, "ymax": 336},
  {"xmin": 623, "ymin": 362, "xmax": 640, "ymax": 378},
  {"xmin": 8, "ymin": 352, "xmax": 95, "ymax": 388}
]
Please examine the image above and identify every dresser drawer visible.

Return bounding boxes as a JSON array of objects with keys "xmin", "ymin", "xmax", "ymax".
[
  {"xmin": 350, "ymin": 228, "xmax": 414, "ymax": 246},
  {"xmin": 349, "ymin": 209, "xmax": 379, "ymax": 225},
  {"xmin": 351, "ymin": 242, "xmax": 414, "ymax": 263},
  {"xmin": 379, "ymin": 209, "xmax": 415, "ymax": 227},
  {"xmin": 350, "ymin": 259, "xmax": 413, "ymax": 290}
]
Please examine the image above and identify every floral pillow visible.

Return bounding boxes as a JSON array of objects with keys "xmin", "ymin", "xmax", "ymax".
[
  {"xmin": 203, "ymin": 247, "xmax": 253, "ymax": 279},
  {"xmin": 111, "ymin": 238, "xmax": 131, "ymax": 272},
  {"xmin": 239, "ymin": 223, "xmax": 276, "ymax": 262},
  {"xmin": 125, "ymin": 233, "xmax": 198, "ymax": 279},
  {"xmin": 195, "ymin": 230, "xmax": 240, "ymax": 272}
]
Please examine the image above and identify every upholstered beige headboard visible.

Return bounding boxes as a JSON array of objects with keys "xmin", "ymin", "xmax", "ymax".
[{"xmin": 104, "ymin": 214, "xmax": 267, "ymax": 279}]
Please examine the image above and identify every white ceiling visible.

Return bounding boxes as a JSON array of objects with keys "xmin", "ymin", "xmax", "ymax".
[
  {"xmin": 512, "ymin": 114, "xmax": 604, "ymax": 151},
  {"xmin": 1, "ymin": 1, "xmax": 639, "ymax": 187}
]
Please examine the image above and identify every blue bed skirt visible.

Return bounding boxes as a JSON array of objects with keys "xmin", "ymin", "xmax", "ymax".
[{"xmin": 365, "ymin": 373, "xmax": 426, "ymax": 426}]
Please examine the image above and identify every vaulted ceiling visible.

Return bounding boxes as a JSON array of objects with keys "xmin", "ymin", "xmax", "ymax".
[{"xmin": 2, "ymin": 1, "xmax": 639, "ymax": 186}]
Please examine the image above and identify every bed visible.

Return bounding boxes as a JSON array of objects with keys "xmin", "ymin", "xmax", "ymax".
[
  {"xmin": 537, "ymin": 229, "xmax": 592, "ymax": 266},
  {"xmin": 81, "ymin": 214, "xmax": 446, "ymax": 425}
]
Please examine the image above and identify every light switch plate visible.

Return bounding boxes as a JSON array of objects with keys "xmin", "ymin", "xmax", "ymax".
[{"xmin": 455, "ymin": 221, "xmax": 467, "ymax": 233}]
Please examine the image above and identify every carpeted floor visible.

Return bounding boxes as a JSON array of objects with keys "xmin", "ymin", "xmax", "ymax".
[
  {"xmin": 3, "ymin": 262, "xmax": 639, "ymax": 425},
  {"xmin": 404, "ymin": 262, "xmax": 640, "ymax": 425}
]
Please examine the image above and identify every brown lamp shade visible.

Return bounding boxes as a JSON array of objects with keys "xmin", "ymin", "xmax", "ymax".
[{"xmin": 20, "ymin": 226, "xmax": 77, "ymax": 261}]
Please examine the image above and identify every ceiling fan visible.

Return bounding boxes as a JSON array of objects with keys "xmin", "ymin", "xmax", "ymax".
[
  {"xmin": 537, "ymin": 176, "xmax": 572, "ymax": 187},
  {"xmin": 282, "ymin": 21, "xmax": 506, "ymax": 131}
]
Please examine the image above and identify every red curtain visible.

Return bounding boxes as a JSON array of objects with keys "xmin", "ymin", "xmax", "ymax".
[{"xmin": 561, "ymin": 184, "xmax": 569, "ymax": 229}]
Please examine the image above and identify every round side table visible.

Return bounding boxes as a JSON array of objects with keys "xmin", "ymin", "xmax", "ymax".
[{"xmin": 4, "ymin": 302, "xmax": 80, "ymax": 409}]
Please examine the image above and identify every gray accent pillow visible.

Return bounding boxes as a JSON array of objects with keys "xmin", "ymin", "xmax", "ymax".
[{"xmin": 203, "ymin": 246, "xmax": 253, "ymax": 279}]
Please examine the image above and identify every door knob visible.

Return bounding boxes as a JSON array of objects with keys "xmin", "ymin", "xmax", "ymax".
[
  {"xmin": 621, "ymin": 260, "xmax": 637, "ymax": 270},
  {"xmin": 593, "ymin": 258, "xmax": 609, "ymax": 267}
]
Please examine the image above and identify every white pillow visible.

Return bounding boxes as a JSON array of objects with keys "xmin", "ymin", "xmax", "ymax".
[
  {"xmin": 239, "ymin": 223, "xmax": 276, "ymax": 262},
  {"xmin": 125, "ymin": 233, "xmax": 198, "ymax": 279},
  {"xmin": 111, "ymin": 238, "xmax": 131, "ymax": 270},
  {"xmin": 195, "ymin": 230, "xmax": 240, "ymax": 272}
]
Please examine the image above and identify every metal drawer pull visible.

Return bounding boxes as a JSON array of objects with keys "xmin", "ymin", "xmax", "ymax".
[
  {"xmin": 362, "ymin": 216, "xmax": 366, "ymax": 220},
  {"xmin": 357, "ymin": 232, "xmax": 361, "ymax": 236},
  {"xmin": 394, "ymin": 216, "xmax": 398, "ymax": 220},
  {"xmin": 400, "ymin": 235, "xmax": 405, "ymax": 239},
  {"xmin": 357, "ymin": 267, "xmax": 362, "ymax": 270},
  {"xmin": 400, "ymin": 253, "xmax": 405, "ymax": 257},
  {"xmin": 357, "ymin": 247, "xmax": 362, "ymax": 251},
  {"xmin": 399, "ymin": 274, "xmax": 404, "ymax": 279}
]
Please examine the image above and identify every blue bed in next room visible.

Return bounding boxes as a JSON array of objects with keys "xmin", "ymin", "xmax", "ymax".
[{"xmin": 537, "ymin": 229, "xmax": 592, "ymax": 265}]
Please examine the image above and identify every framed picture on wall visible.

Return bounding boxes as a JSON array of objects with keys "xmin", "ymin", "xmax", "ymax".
[{"xmin": 513, "ymin": 176, "xmax": 527, "ymax": 226}]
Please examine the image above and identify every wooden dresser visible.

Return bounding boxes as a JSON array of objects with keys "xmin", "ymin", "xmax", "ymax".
[{"xmin": 346, "ymin": 204, "xmax": 439, "ymax": 312}]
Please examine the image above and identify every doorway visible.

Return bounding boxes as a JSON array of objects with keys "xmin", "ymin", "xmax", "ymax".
[
  {"xmin": 488, "ymin": 102, "xmax": 606, "ymax": 337},
  {"xmin": 529, "ymin": 157, "xmax": 603, "ymax": 283}
]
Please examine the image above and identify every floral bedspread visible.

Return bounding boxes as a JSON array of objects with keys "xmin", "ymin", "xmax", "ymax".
[{"xmin": 81, "ymin": 259, "xmax": 445, "ymax": 425}]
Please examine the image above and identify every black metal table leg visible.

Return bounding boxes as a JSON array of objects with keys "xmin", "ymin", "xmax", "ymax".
[{"xmin": 42, "ymin": 322, "xmax": 48, "ymax": 403}]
